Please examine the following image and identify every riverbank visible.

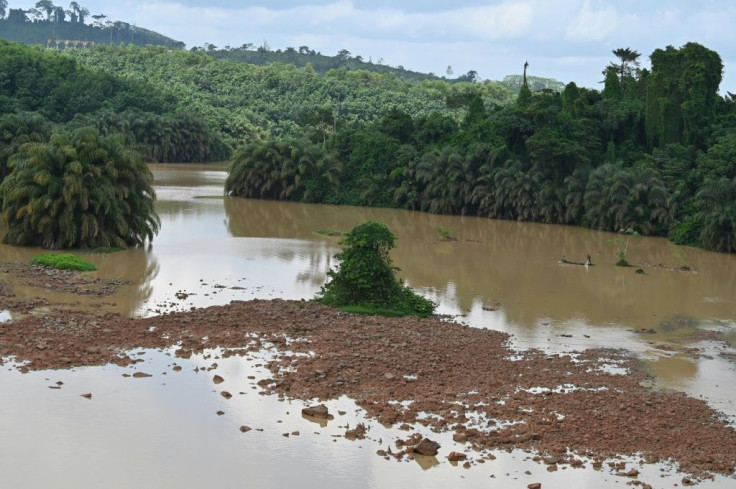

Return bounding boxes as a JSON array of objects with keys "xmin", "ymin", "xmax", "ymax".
[{"xmin": 1, "ymin": 290, "xmax": 735, "ymax": 482}]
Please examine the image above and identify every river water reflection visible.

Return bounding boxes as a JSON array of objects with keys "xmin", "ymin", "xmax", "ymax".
[{"xmin": 1, "ymin": 164, "xmax": 735, "ymax": 488}]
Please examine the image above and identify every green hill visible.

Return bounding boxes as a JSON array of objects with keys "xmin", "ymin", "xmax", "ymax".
[{"xmin": 0, "ymin": 4, "xmax": 184, "ymax": 49}]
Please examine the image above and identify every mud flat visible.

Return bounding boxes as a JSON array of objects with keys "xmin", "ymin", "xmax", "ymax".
[{"xmin": 1, "ymin": 297, "xmax": 735, "ymax": 483}]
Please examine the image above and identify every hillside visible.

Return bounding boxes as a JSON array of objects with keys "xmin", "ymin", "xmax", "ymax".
[{"xmin": 0, "ymin": 4, "xmax": 184, "ymax": 49}]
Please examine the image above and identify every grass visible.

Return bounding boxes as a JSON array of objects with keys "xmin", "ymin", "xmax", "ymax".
[
  {"xmin": 436, "ymin": 226, "xmax": 457, "ymax": 241},
  {"xmin": 31, "ymin": 253, "xmax": 97, "ymax": 271}
]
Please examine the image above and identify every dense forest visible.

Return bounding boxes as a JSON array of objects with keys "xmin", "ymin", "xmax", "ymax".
[
  {"xmin": 225, "ymin": 44, "xmax": 736, "ymax": 254},
  {"xmin": 0, "ymin": 34, "xmax": 734, "ymax": 253},
  {"xmin": 0, "ymin": 1, "xmax": 184, "ymax": 48}
]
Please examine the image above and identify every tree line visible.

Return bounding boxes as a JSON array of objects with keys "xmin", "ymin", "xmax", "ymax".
[{"xmin": 226, "ymin": 43, "xmax": 736, "ymax": 254}]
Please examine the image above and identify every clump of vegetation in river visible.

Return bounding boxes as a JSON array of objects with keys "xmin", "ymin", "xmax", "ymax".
[
  {"xmin": 609, "ymin": 228, "xmax": 639, "ymax": 266},
  {"xmin": 436, "ymin": 226, "xmax": 457, "ymax": 241},
  {"xmin": 318, "ymin": 221, "xmax": 435, "ymax": 317},
  {"xmin": 31, "ymin": 253, "xmax": 96, "ymax": 271},
  {"xmin": 315, "ymin": 229, "xmax": 342, "ymax": 237},
  {"xmin": 0, "ymin": 127, "xmax": 160, "ymax": 249}
]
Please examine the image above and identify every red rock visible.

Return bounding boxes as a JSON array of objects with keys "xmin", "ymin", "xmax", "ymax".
[
  {"xmin": 302, "ymin": 404, "xmax": 329, "ymax": 419},
  {"xmin": 414, "ymin": 438, "xmax": 441, "ymax": 456},
  {"xmin": 528, "ymin": 484, "xmax": 542, "ymax": 489},
  {"xmin": 447, "ymin": 452, "xmax": 467, "ymax": 462},
  {"xmin": 453, "ymin": 433, "xmax": 468, "ymax": 443},
  {"xmin": 213, "ymin": 375, "xmax": 224, "ymax": 384},
  {"xmin": 239, "ymin": 426, "xmax": 251, "ymax": 433}
]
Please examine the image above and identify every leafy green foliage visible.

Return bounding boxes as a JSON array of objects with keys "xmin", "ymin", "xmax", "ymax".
[
  {"xmin": 318, "ymin": 221, "xmax": 435, "ymax": 317},
  {"xmin": 436, "ymin": 226, "xmax": 456, "ymax": 241},
  {"xmin": 31, "ymin": 253, "xmax": 96, "ymax": 271},
  {"xmin": 0, "ymin": 127, "xmax": 159, "ymax": 249}
]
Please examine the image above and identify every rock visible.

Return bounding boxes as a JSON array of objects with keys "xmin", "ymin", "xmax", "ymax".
[
  {"xmin": 453, "ymin": 433, "xmax": 468, "ymax": 443},
  {"xmin": 414, "ymin": 438, "xmax": 441, "ymax": 456},
  {"xmin": 80, "ymin": 393, "xmax": 92, "ymax": 399},
  {"xmin": 216, "ymin": 411, "xmax": 225, "ymax": 416},
  {"xmin": 239, "ymin": 426, "xmax": 251, "ymax": 433},
  {"xmin": 213, "ymin": 375, "xmax": 224, "ymax": 384},
  {"xmin": 302, "ymin": 404, "xmax": 330, "ymax": 419},
  {"xmin": 132, "ymin": 372, "xmax": 152, "ymax": 378},
  {"xmin": 625, "ymin": 468, "xmax": 640, "ymax": 477},
  {"xmin": 528, "ymin": 484, "xmax": 542, "ymax": 489},
  {"xmin": 447, "ymin": 452, "xmax": 467, "ymax": 462},
  {"xmin": 221, "ymin": 391, "xmax": 232, "ymax": 399}
]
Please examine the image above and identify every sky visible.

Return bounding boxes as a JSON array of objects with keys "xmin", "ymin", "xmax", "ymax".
[{"xmin": 18, "ymin": 1, "xmax": 736, "ymax": 90}]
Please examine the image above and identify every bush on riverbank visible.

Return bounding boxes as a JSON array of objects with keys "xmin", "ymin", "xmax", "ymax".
[{"xmin": 317, "ymin": 221, "xmax": 435, "ymax": 317}]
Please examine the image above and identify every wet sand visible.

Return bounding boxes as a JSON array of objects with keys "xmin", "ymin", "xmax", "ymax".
[{"xmin": 1, "ymin": 292, "xmax": 735, "ymax": 482}]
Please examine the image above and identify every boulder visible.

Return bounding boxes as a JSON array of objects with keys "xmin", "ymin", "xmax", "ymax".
[
  {"xmin": 302, "ymin": 404, "xmax": 330, "ymax": 419},
  {"xmin": 414, "ymin": 438, "xmax": 441, "ymax": 456}
]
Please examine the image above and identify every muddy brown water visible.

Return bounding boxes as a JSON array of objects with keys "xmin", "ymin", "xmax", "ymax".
[{"xmin": 1, "ymin": 163, "xmax": 735, "ymax": 488}]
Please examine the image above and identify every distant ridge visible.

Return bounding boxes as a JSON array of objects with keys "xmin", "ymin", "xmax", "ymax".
[{"xmin": 0, "ymin": 7, "xmax": 184, "ymax": 49}]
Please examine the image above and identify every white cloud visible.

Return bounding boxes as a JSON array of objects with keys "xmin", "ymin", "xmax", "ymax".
[{"xmin": 565, "ymin": 1, "xmax": 619, "ymax": 41}]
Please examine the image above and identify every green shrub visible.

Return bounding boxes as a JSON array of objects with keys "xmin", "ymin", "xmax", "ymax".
[
  {"xmin": 317, "ymin": 221, "xmax": 435, "ymax": 317},
  {"xmin": 32, "ymin": 253, "xmax": 97, "ymax": 271}
]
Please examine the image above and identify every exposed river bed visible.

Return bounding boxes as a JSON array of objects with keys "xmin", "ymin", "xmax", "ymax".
[{"xmin": 1, "ymin": 164, "xmax": 735, "ymax": 488}]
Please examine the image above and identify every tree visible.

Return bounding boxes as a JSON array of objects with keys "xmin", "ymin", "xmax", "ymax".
[
  {"xmin": 695, "ymin": 177, "xmax": 736, "ymax": 253},
  {"xmin": 0, "ymin": 112, "xmax": 53, "ymax": 182},
  {"xmin": 608, "ymin": 47, "xmax": 641, "ymax": 81},
  {"xmin": 0, "ymin": 127, "xmax": 159, "ymax": 249},
  {"xmin": 77, "ymin": 5, "xmax": 88, "ymax": 23},
  {"xmin": 52, "ymin": 6, "xmax": 65, "ymax": 22},
  {"xmin": 645, "ymin": 43, "xmax": 723, "ymax": 148},
  {"xmin": 34, "ymin": 0, "xmax": 54, "ymax": 21},
  {"xmin": 318, "ymin": 221, "xmax": 434, "ymax": 316},
  {"xmin": 0, "ymin": 0, "xmax": 8, "ymax": 19}
]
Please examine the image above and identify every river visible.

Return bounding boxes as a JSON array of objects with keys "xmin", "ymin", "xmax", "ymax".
[{"xmin": 1, "ymin": 163, "xmax": 734, "ymax": 488}]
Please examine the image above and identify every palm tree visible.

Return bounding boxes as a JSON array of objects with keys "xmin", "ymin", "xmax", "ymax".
[
  {"xmin": 584, "ymin": 163, "xmax": 617, "ymax": 230},
  {"xmin": 563, "ymin": 166, "xmax": 589, "ymax": 224},
  {"xmin": 696, "ymin": 178, "xmax": 736, "ymax": 253},
  {"xmin": 0, "ymin": 127, "xmax": 159, "ymax": 249},
  {"xmin": 610, "ymin": 47, "xmax": 641, "ymax": 80},
  {"xmin": 0, "ymin": 113, "xmax": 53, "ymax": 182}
]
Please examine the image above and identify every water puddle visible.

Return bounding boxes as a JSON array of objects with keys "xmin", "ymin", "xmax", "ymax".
[{"xmin": 1, "ymin": 347, "xmax": 733, "ymax": 488}]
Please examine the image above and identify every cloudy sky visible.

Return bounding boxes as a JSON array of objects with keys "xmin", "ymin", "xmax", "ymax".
[{"xmin": 23, "ymin": 1, "xmax": 736, "ymax": 89}]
